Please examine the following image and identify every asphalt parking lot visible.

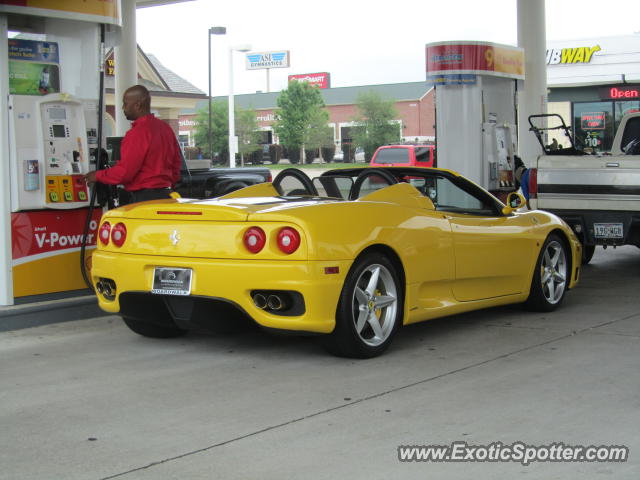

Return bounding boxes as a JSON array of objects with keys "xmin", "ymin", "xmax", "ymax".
[{"xmin": 1, "ymin": 246, "xmax": 639, "ymax": 480}]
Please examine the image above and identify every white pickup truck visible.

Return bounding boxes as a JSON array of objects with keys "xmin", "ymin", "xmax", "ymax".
[{"xmin": 526, "ymin": 112, "xmax": 640, "ymax": 263}]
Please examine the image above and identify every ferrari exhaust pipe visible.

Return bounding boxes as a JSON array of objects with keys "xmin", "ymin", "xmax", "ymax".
[
  {"xmin": 96, "ymin": 281, "xmax": 104, "ymax": 294},
  {"xmin": 253, "ymin": 293, "xmax": 267, "ymax": 309},
  {"xmin": 267, "ymin": 295, "xmax": 284, "ymax": 311}
]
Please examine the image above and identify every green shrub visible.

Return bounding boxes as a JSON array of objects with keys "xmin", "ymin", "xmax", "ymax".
[
  {"xmin": 269, "ymin": 144, "xmax": 282, "ymax": 164},
  {"xmin": 304, "ymin": 148, "xmax": 319, "ymax": 164},
  {"xmin": 288, "ymin": 147, "xmax": 300, "ymax": 164},
  {"xmin": 321, "ymin": 145, "xmax": 336, "ymax": 163},
  {"xmin": 342, "ymin": 143, "xmax": 355, "ymax": 163}
]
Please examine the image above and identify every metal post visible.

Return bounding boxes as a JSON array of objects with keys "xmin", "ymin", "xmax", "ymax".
[
  {"xmin": 0, "ymin": 14, "xmax": 14, "ymax": 305},
  {"xmin": 208, "ymin": 30, "xmax": 212, "ymax": 161},
  {"xmin": 115, "ymin": 0, "xmax": 137, "ymax": 136},
  {"xmin": 228, "ymin": 44, "xmax": 251, "ymax": 168},
  {"xmin": 208, "ymin": 27, "xmax": 226, "ymax": 163},
  {"xmin": 517, "ymin": 0, "xmax": 547, "ymax": 164},
  {"xmin": 228, "ymin": 47, "xmax": 235, "ymax": 168}
]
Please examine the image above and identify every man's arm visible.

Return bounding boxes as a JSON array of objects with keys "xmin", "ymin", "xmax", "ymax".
[{"xmin": 95, "ymin": 131, "xmax": 147, "ymax": 185}]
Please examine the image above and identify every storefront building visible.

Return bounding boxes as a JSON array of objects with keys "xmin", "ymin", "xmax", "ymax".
[
  {"xmin": 178, "ymin": 82, "xmax": 435, "ymax": 149},
  {"xmin": 547, "ymin": 34, "xmax": 640, "ymax": 152}
]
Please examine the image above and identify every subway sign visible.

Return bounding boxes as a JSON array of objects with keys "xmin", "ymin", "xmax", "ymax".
[
  {"xmin": 546, "ymin": 45, "xmax": 600, "ymax": 65},
  {"xmin": 246, "ymin": 51, "xmax": 290, "ymax": 70}
]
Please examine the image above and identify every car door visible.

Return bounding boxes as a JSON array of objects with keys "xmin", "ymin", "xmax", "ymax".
[{"xmin": 431, "ymin": 175, "xmax": 537, "ymax": 301}]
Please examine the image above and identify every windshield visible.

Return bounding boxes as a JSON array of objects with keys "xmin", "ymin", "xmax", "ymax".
[{"xmin": 373, "ymin": 148, "xmax": 410, "ymax": 164}]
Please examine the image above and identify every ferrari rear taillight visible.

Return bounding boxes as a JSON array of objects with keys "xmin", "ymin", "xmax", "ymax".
[
  {"xmin": 243, "ymin": 227, "xmax": 266, "ymax": 253},
  {"xmin": 528, "ymin": 168, "xmax": 538, "ymax": 199},
  {"xmin": 99, "ymin": 222, "xmax": 111, "ymax": 245},
  {"xmin": 110, "ymin": 223, "xmax": 127, "ymax": 247},
  {"xmin": 276, "ymin": 227, "xmax": 301, "ymax": 254}
]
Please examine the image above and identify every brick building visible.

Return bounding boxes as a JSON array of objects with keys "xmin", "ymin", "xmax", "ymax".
[{"xmin": 178, "ymin": 81, "xmax": 435, "ymax": 149}]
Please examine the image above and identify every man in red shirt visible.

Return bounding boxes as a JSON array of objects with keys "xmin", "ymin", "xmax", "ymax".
[{"xmin": 84, "ymin": 84, "xmax": 182, "ymax": 205}]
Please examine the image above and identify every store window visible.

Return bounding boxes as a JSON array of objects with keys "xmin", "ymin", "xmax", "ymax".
[{"xmin": 573, "ymin": 102, "xmax": 614, "ymax": 152}]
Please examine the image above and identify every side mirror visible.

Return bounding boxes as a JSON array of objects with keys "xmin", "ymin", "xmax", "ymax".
[{"xmin": 501, "ymin": 192, "xmax": 526, "ymax": 215}]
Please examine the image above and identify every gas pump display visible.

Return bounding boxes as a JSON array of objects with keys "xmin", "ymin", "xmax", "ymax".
[
  {"xmin": 9, "ymin": 93, "xmax": 91, "ymax": 211},
  {"xmin": 483, "ymin": 123, "xmax": 517, "ymax": 191}
]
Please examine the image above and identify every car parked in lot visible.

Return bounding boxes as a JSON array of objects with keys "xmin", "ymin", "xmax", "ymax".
[
  {"xmin": 371, "ymin": 144, "xmax": 435, "ymax": 168},
  {"xmin": 91, "ymin": 166, "xmax": 581, "ymax": 358}
]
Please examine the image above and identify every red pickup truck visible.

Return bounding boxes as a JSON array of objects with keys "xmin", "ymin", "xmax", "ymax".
[{"xmin": 370, "ymin": 144, "xmax": 435, "ymax": 168}]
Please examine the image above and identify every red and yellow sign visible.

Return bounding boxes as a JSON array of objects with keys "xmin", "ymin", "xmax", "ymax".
[
  {"xmin": 426, "ymin": 41, "xmax": 524, "ymax": 80},
  {"xmin": 11, "ymin": 208, "xmax": 102, "ymax": 297},
  {"xmin": 0, "ymin": 0, "xmax": 121, "ymax": 25},
  {"xmin": 288, "ymin": 72, "xmax": 331, "ymax": 89},
  {"xmin": 105, "ymin": 51, "xmax": 115, "ymax": 77}
]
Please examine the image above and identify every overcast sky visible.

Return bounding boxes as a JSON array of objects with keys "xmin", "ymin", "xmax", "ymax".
[{"xmin": 135, "ymin": 0, "xmax": 639, "ymax": 97}]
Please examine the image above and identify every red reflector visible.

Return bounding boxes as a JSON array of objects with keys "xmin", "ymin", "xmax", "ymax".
[
  {"xmin": 528, "ymin": 168, "xmax": 538, "ymax": 199},
  {"xmin": 276, "ymin": 227, "xmax": 301, "ymax": 254},
  {"xmin": 324, "ymin": 266, "xmax": 340, "ymax": 274},
  {"xmin": 111, "ymin": 222, "xmax": 127, "ymax": 247},
  {"xmin": 98, "ymin": 222, "xmax": 111, "ymax": 245},
  {"xmin": 156, "ymin": 211, "xmax": 203, "ymax": 215},
  {"xmin": 243, "ymin": 227, "xmax": 266, "ymax": 253}
]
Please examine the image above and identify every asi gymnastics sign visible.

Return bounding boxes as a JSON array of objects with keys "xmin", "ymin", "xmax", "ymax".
[{"xmin": 246, "ymin": 51, "xmax": 290, "ymax": 70}]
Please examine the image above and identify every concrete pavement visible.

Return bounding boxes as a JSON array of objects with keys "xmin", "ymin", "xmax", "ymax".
[{"xmin": 1, "ymin": 246, "xmax": 639, "ymax": 479}]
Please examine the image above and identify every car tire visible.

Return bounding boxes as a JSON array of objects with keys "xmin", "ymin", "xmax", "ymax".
[
  {"xmin": 524, "ymin": 234, "xmax": 570, "ymax": 312},
  {"xmin": 582, "ymin": 244, "xmax": 596, "ymax": 264},
  {"xmin": 322, "ymin": 253, "xmax": 403, "ymax": 358},
  {"xmin": 122, "ymin": 316, "xmax": 187, "ymax": 339}
]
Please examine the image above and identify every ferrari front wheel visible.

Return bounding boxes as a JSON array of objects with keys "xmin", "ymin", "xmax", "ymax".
[
  {"xmin": 323, "ymin": 253, "xmax": 403, "ymax": 358},
  {"xmin": 524, "ymin": 234, "xmax": 569, "ymax": 312}
]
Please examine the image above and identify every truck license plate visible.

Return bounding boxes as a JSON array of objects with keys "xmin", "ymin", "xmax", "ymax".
[
  {"xmin": 151, "ymin": 267, "xmax": 192, "ymax": 295},
  {"xmin": 594, "ymin": 223, "xmax": 623, "ymax": 239}
]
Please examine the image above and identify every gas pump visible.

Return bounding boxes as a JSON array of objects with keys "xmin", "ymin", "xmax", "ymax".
[
  {"xmin": 1, "ymin": 4, "xmax": 121, "ymax": 301},
  {"xmin": 426, "ymin": 41, "xmax": 525, "ymax": 199},
  {"xmin": 9, "ymin": 93, "xmax": 93, "ymax": 210}
]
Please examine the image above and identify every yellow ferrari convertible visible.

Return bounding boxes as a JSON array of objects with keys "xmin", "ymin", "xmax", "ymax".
[{"xmin": 91, "ymin": 167, "xmax": 581, "ymax": 358}]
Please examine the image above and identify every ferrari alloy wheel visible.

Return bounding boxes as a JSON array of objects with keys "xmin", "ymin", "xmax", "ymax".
[
  {"xmin": 525, "ymin": 234, "xmax": 569, "ymax": 312},
  {"xmin": 323, "ymin": 253, "xmax": 403, "ymax": 358}
]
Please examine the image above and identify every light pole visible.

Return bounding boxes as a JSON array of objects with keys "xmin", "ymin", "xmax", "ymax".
[
  {"xmin": 228, "ymin": 44, "xmax": 252, "ymax": 168},
  {"xmin": 208, "ymin": 26, "xmax": 226, "ymax": 162}
]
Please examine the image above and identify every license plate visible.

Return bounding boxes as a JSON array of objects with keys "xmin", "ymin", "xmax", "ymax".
[
  {"xmin": 151, "ymin": 267, "xmax": 192, "ymax": 295},
  {"xmin": 594, "ymin": 223, "xmax": 623, "ymax": 239}
]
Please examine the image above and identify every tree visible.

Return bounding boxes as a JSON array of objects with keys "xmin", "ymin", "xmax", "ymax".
[
  {"xmin": 304, "ymin": 107, "xmax": 333, "ymax": 162},
  {"xmin": 274, "ymin": 81, "xmax": 327, "ymax": 163},
  {"xmin": 193, "ymin": 100, "xmax": 228, "ymax": 162},
  {"xmin": 235, "ymin": 108, "xmax": 261, "ymax": 165},
  {"xmin": 351, "ymin": 91, "xmax": 401, "ymax": 161},
  {"xmin": 193, "ymin": 100, "xmax": 259, "ymax": 165}
]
